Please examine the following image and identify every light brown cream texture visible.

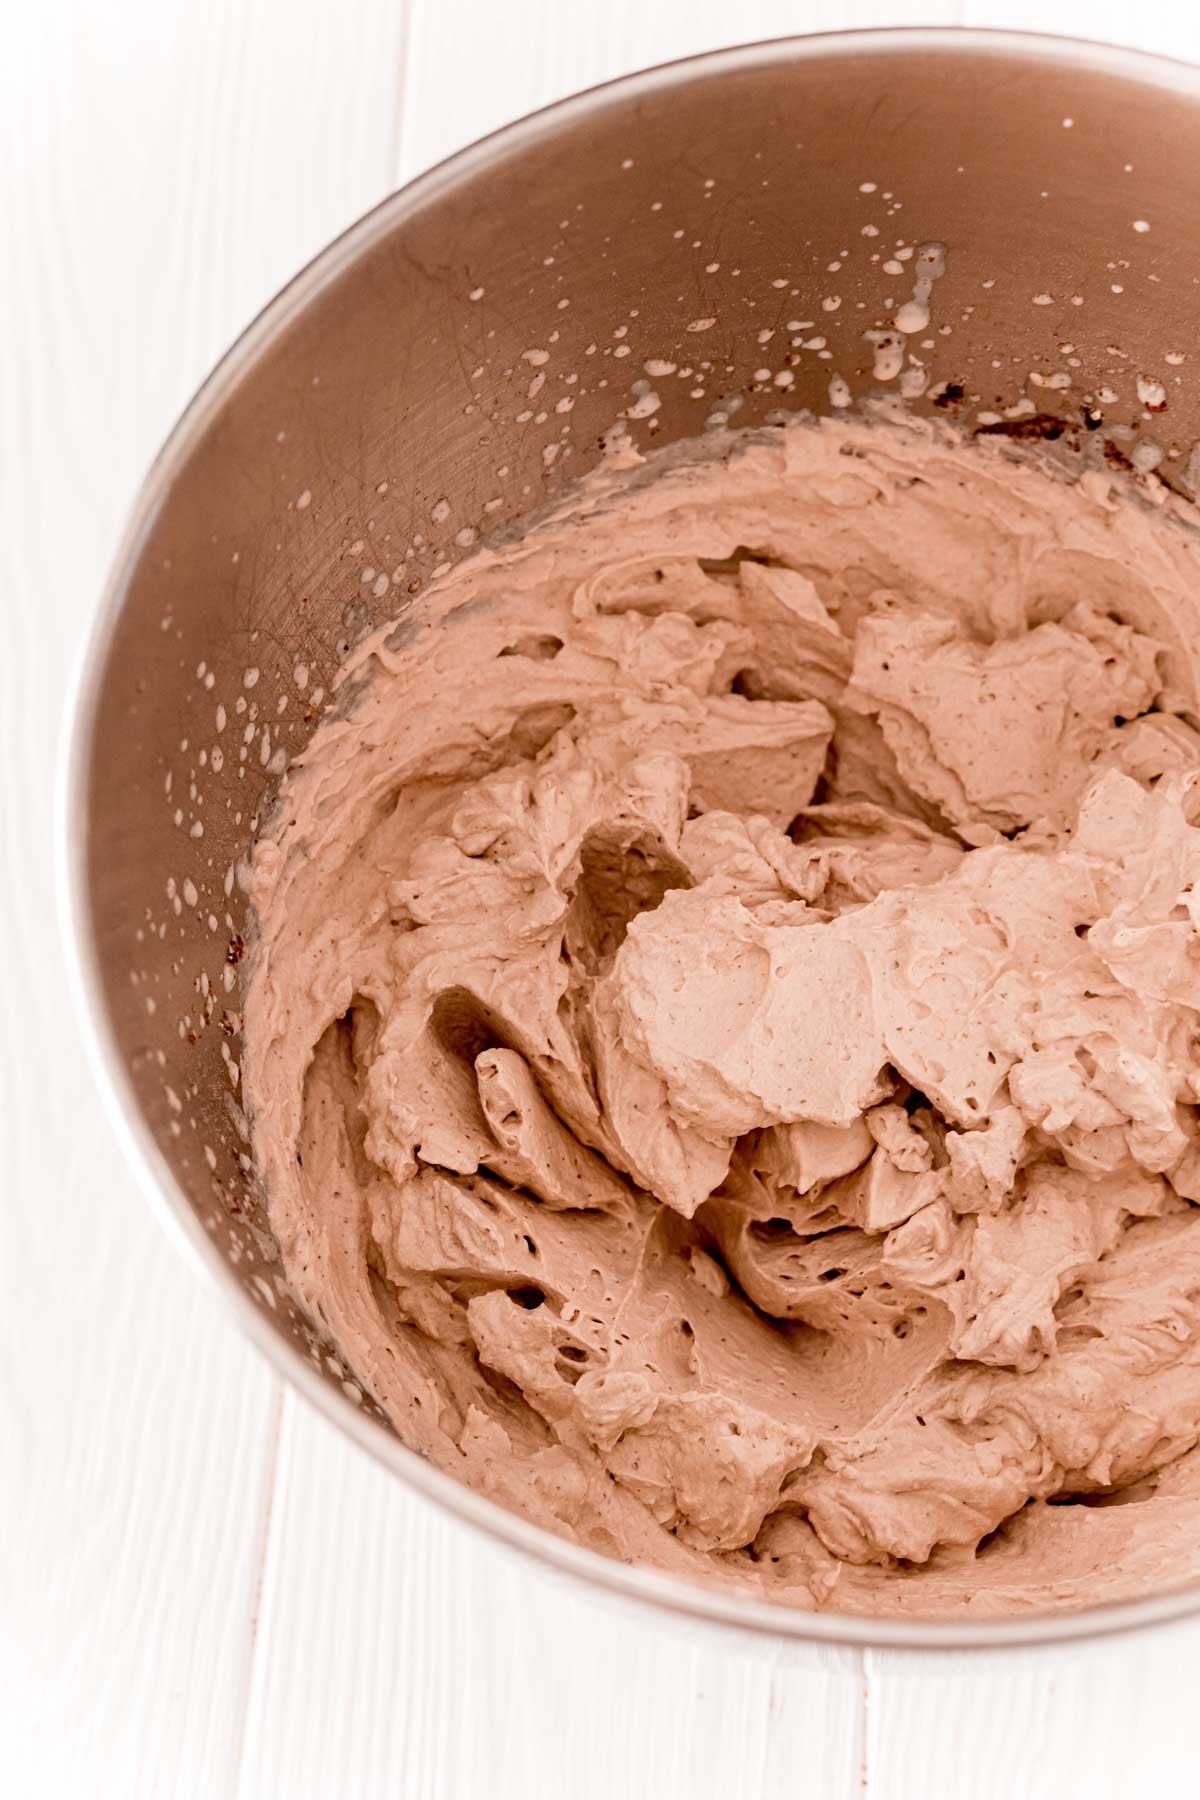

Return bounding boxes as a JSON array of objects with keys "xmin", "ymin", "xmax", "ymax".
[{"xmin": 244, "ymin": 418, "xmax": 1200, "ymax": 1617}]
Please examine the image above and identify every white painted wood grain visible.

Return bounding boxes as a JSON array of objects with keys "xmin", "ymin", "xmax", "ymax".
[
  {"xmin": 961, "ymin": 0, "xmax": 1200, "ymax": 62},
  {"xmin": 2, "ymin": 1, "xmax": 405, "ymax": 1794},
  {"xmin": 865, "ymin": 1629, "xmax": 1200, "ymax": 1800},
  {"xmin": 11, "ymin": 3, "xmax": 1200, "ymax": 1797}
]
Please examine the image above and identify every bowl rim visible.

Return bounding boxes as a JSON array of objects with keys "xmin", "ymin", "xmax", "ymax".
[{"xmin": 60, "ymin": 23, "xmax": 1200, "ymax": 1652}]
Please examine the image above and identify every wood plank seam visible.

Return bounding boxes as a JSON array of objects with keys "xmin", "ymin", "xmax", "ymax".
[{"xmin": 232, "ymin": 1383, "xmax": 285, "ymax": 1794}]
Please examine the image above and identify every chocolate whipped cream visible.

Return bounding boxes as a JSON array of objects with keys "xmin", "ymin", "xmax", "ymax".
[{"xmin": 243, "ymin": 416, "xmax": 1200, "ymax": 1617}]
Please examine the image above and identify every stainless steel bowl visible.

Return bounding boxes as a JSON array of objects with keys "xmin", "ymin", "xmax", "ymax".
[{"xmin": 64, "ymin": 28, "xmax": 1200, "ymax": 1648}]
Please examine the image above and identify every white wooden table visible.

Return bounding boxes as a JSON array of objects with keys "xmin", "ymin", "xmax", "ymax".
[{"xmin": 9, "ymin": 3, "xmax": 1200, "ymax": 1794}]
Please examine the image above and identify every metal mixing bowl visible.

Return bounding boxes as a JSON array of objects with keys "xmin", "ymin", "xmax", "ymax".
[{"xmin": 64, "ymin": 28, "xmax": 1200, "ymax": 1648}]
